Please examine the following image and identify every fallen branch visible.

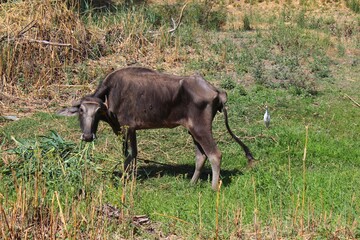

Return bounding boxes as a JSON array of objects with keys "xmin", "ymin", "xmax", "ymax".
[{"xmin": 344, "ymin": 94, "xmax": 360, "ymax": 108}]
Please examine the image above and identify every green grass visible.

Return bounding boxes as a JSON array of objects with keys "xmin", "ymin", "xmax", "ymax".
[
  {"xmin": 1, "ymin": 1, "xmax": 360, "ymax": 239},
  {"xmin": 1, "ymin": 82, "xmax": 359, "ymax": 238},
  {"xmin": 346, "ymin": 0, "xmax": 360, "ymax": 13}
]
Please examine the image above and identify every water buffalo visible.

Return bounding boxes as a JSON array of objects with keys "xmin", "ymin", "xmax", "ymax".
[{"xmin": 58, "ymin": 67, "xmax": 254, "ymax": 190}]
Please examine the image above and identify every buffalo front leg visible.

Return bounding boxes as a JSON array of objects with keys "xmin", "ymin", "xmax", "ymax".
[
  {"xmin": 123, "ymin": 128, "xmax": 138, "ymax": 171},
  {"xmin": 190, "ymin": 137, "xmax": 207, "ymax": 185}
]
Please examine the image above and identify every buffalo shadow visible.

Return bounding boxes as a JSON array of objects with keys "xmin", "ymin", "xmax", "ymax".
[{"xmin": 112, "ymin": 158, "xmax": 244, "ymax": 187}]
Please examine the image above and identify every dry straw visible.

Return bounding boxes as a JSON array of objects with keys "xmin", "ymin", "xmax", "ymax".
[{"xmin": 0, "ymin": 0, "xmax": 103, "ymax": 97}]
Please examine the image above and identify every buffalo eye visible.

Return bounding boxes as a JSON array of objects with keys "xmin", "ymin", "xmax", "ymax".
[{"xmin": 79, "ymin": 107, "xmax": 84, "ymax": 114}]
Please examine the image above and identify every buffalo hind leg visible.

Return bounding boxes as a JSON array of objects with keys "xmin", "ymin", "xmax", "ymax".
[
  {"xmin": 189, "ymin": 128, "xmax": 222, "ymax": 191},
  {"xmin": 123, "ymin": 128, "xmax": 138, "ymax": 171},
  {"xmin": 190, "ymin": 136, "xmax": 207, "ymax": 185}
]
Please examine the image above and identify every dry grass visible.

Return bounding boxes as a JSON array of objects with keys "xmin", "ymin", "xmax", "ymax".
[
  {"xmin": 0, "ymin": 182, "xmax": 119, "ymax": 239},
  {"xmin": 0, "ymin": 0, "xmax": 104, "ymax": 97},
  {"xmin": 227, "ymin": 0, "xmax": 358, "ymax": 30}
]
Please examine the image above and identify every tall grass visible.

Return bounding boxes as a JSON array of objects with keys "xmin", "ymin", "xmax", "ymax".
[
  {"xmin": 0, "ymin": 0, "xmax": 106, "ymax": 96},
  {"xmin": 0, "ymin": 130, "xmax": 130, "ymax": 238}
]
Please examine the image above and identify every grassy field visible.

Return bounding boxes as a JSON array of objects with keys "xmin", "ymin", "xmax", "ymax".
[{"xmin": 1, "ymin": 0, "xmax": 360, "ymax": 239}]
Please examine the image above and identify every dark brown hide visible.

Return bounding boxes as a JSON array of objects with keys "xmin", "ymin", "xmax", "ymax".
[{"xmin": 93, "ymin": 67, "xmax": 213, "ymax": 130}]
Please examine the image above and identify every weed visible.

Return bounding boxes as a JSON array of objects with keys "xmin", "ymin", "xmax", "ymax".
[
  {"xmin": 0, "ymin": 130, "xmax": 129, "ymax": 238},
  {"xmin": 235, "ymin": 50, "xmax": 254, "ymax": 75},
  {"xmin": 337, "ymin": 42, "xmax": 346, "ymax": 57},
  {"xmin": 220, "ymin": 76, "xmax": 236, "ymax": 90},
  {"xmin": 253, "ymin": 62, "xmax": 266, "ymax": 85},
  {"xmin": 235, "ymin": 85, "xmax": 248, "ymax": 96},
  {"xmin": 296, "ymin": 9, "xmax": 306, "ymax": 28},
  {"xmin": 309, "ymin": 55, "xmax": 331, "ymax": 79},
  {"xmin": 243, "ymin": 14, "xmax": 252, "ymax": 31}
]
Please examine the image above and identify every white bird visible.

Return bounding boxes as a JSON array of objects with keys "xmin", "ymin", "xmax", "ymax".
[{"xmin": 264, "ymin": 105, "xmax": 270, "ymax": 128}]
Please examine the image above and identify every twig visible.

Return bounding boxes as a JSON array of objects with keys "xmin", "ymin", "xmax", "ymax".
[
  {"xmin": 28, "ymin": 39, "xmax": 71, "ymax": 47},
  {"xmin": 0, "ymin": 20, "xmax": 36, "ymax": 43},
  {"xmin": 17, "ymin": 20, "xmax": 37, "ymax": 37},
  {"xmin": 3, "ymin": 37, "xmax": 81, "ymax": 52},
  {"xmin": 137, "ymin": 157, "xmax": 174, "ymax": 167},
  {"xmin": 168, "ymin": 2, "xmax": 188, "ymax": 34},
  {"xmin": 0, "ymin": 92, "xmax": 19, "ymax": 100},
  {"xmin": 0, "ymin": 20, "xmax": 81, "ymax": 53},
  {"xmin": 149, "ymin": 2, "xmax": 188, "ymax": 35},
  {"xmin": 344, "ymin": 94, "xmax": 360, "ymax": 108},
  {"xmin": 27, "ymin": 38, "xmax": 81, "ymax": 53},
  {"xmin": 52, "ymin": 84, "xmax": 89, "ymax": 88}
]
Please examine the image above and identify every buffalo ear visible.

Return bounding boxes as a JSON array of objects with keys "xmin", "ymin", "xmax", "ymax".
[
  {"xmin": 57, "ymin": 100, "xmax": 81, "ymax": 116},
  {"xmin": 57, "ymin": 106, "xmax": 79, "ymax": 116},
  {"xmin": 218, "ymin": 91, "xmax": 227, "ymax": 104}
]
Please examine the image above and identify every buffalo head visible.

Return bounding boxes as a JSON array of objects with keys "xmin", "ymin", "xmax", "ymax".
[{"xmin": 57, "ymin": 97, "xmax": 110, "ymax": 142}]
